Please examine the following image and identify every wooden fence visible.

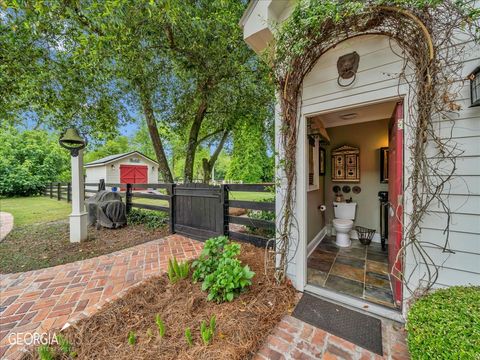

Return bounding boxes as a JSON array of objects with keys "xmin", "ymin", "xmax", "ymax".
[{"xmin": 44, "ymin": 181, "xmax": 275, "ymax": 248}]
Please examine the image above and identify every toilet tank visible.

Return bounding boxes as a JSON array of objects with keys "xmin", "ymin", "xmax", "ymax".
[{"xmin": 333, "ymin": 202, "xmax": 357, "ymax": 220}]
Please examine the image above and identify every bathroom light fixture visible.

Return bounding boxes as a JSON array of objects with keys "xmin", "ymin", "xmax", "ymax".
[{"xmin": 340, "ymin": 113, "xmax": 358, "ymax": 120}]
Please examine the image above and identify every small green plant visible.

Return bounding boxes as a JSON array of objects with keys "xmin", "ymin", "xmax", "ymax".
[
  {"xmin": 56, "ymin": 334, "xmax": 72, "ymax": 355},
  {"xmin": 201, "ymin": 243, "xmax": 255, "ymax": 302},
  {"xmin": 246, "ymin": 206, "xmax": 275, "ymax": 238},
  {"xmin": 200, "ymin": 315, "xmax": 216, "ymax": 345},
  {"xmin": 167, "ymin": 257, "xmax": 190, "ymax": 283},
  {"xmin": 192, "ymin": 236, "xmax": 229, "ymax": 282},
  {"xmin": 128, "ymin": 331, "xmax": 136, "ymax": 346},
  {"xmin": 407, "ymin": 286, "xmax": 480, "ymax": 359},
  {"xmin": 37, "ymin": 345, "xmax": 54, "ymax": 360},
  {"xmin": 185, "ymin": 327, "xmax": 193, "ymax": 347},
  {"xmin": 155, "ymin": 314, "xmax": 166, "ymax": 337},
  {"xmin": 127, "ymin": 209, "xmax": 167, "ymax": 229}
]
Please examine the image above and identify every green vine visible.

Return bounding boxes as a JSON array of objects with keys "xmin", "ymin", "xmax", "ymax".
[{"xmin": 268, "ymin": 0, "xmax": 479, "ymax": 297}]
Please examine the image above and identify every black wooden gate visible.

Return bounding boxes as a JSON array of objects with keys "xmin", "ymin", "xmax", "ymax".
[{"xmin": 172, "ymin": 183, "xmax": 226, "ymax": 241}]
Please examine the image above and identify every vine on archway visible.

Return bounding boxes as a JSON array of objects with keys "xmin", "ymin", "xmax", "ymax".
[{"xmin": 269, "ymin": 0, "xmax": 479, "ymax": 296}]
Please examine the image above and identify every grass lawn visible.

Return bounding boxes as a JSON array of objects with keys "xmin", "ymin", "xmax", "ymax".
[
  {"xmin": 0, "ymin": 196, "xmax": 70, "ymax": 226},
  {"xmin": 131, "ymin": 191, "xmax": 274, "ymax": 208},
  {"xmin": 0, "ymin": 196, "xmax": 168, "ymax": 274}
]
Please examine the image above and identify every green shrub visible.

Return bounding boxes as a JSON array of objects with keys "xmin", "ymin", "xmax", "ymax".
[
  {"xmin": 406, "ymin": 286, "xmax": 480, "ymax": 359},
  {"xmin": 128, "ymin": 331, "xmax": 136, "ymax": 346},
  {"xmin": 200, "ymin": 315, "xmax": 216, "ymax": 345},
  {"xmin": 37, "ymin": 345, "xmax": 54, "ymax": 360},
  {"xmin": 192, "ymin": 236, "xmax": 229, "ymax": 282},
  {"xmin": 127, "ymin": 209, "xmax": 167, "ymax": 229},
  {"xmin": 167, "ymin": 257, "xmax": 190, "ymax": 283},
  {"xmin": 201, "ymin": 243, "xmax": 255, "ymax": 302},
  {"xmin": 246, "ymin": 208, "xmax": 275, "ymax": 238},
  {"xmin": 155, "ymin": 314, "xmax": 166, "ymax": 337},
  {"xmin": 185, "ymin": 327, "xmax": 193, "ymax": 347},
  {"xmin": 56, "ymin": 334, "xmax": 72, "ymax": 355}
]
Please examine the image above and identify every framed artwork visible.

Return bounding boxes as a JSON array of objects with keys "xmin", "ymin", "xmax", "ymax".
[
  {"xmin": 319, "ymin": 147, "xmax": 326, "ymax": 175},
  {"xmin": 380, "ymin": 147, "xmax": 389, "ymax": 183},
  {"xmin": 331, "ymin": 145, "xmax": 360, "ymax": 182}
]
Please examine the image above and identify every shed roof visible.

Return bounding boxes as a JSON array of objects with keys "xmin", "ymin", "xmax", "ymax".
[{"xmin": 84, "ymin": 151, "xmax": 158, "ymax": 168}]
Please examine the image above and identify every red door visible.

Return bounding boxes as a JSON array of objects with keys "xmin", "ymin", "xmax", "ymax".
[
  {"xmin": 388, "ymin": 102, "xmax": 404, "ymax": 307},
  {"xmin": 120, "ymin": 165, "xmax": 148, "ymax": 189}
]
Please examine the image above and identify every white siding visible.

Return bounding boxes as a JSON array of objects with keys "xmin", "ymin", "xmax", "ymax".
[
  {"xmin": 85, "ymin": 166, "xmax": 107, "ymax": 186},
  {"xmin": 243, "ymin": 1, "xmax": 480, "ymax": 302}
]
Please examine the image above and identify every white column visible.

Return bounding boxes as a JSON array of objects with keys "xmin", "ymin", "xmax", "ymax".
[{"xmin": 70, "ymin": 149, "xmax": 88, "ymax": 242}]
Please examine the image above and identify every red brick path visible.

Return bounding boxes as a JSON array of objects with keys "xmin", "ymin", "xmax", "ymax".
[
  {"xmin": 0, "ymin": 235, "xmax": 203, "ymax": 359},
  {"xmin": 254, "ymin": 315, "xmax": 410, "ymax": 360}
]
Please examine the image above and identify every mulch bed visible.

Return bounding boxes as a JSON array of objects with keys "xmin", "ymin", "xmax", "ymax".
[
  {"xmin": 24, "ymin": 243, "xmax": 297, "ymax": 360},
  {"xmin": 0, "ymin": 221, "xmax": 168, "ymax": 274}
]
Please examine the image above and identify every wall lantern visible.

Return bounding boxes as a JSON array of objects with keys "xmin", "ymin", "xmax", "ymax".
[
  {"xmin": 469, "ymin": 66, "xmax": 480, "ymax": 107},
  {"xmin": 59, "ymin": 127, "xmax": 87, "ymax": 157},
  {"xmin": 337, "ymin": 51, "xmax": 360, "ymax": 87}
]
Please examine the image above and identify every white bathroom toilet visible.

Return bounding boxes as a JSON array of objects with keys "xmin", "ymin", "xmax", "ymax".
[{"xmin": 333, "ymin": 202, "xmax": 357, "ymax": 247}]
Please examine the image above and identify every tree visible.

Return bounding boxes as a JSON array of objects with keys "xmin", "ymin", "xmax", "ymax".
[
  {"xmin": 0, "ymin": 127, "xmax": 70, "ymax": 196},
  {"xmin": 1, "ymin": 1, "xmax": 274, "ymax": 184},
  {"xmin": 226, "ymin": 120, "xmax": 273, "ymax": 183},
  {"xmin": 84, "ymin": 136, "xmax": 130, "ymax": 164}
]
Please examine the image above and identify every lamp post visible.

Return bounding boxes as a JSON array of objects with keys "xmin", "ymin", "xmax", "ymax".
[{"xmin": 59, "ymin": 128, "xmax": 88, "ymax": 243}]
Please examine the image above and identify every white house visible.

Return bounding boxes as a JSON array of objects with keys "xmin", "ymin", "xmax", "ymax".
[
  {"xmin": 241, "ymin": 1, "xmax": 479, "ymax": 321},
  {"xmin": 84, "ymin": 151, "xmax": 159, "ymax": 186}
]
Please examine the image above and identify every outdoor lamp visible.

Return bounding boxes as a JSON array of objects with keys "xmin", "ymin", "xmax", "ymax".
[
  {"xmin": 59, "ymin": 127, "xmax": 87, "ymax": 157},
  {"xmin": 469, "ymin": 66, "xmax": 480, "ymax": 107}
]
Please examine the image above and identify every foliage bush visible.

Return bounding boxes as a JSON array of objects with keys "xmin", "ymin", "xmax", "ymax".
[
  {"xmin": 192, "ymin": 236, "xmax": 254, "ymax": 303},
  {"xmin": 201, "ymin": 243, "xmax": 255, "ymax": 303},
  {"xmin": 127, "ymin": 209, "xmax": 168, "ymax": 229},
  {"xmin": 247, "ymin": 206, "xmax": 275, "ymax": 238},
  {"xmin": 192, "ymin": 236, "xmax": 229, "ymax": 282},
  {"xmin": 406, "ymin": 286, "xmax": 480, "ymax": 359},
  {"xmin": 0, "ymin": 127, "xmax": 70, "ymax": 197},
  {"xmin": 167, "ymin": 257, "xmax": 190, "ymax": 283}
]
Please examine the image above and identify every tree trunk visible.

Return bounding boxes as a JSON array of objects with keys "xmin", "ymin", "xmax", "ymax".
[
  {"xmin": 139, "ymin": 88, "xmax": 173, "ymax": 183},
  {"xmin": 202, "ymin": 130, "xmax": 229, "ymax": 183},
  {"xmin": 183, "ymin": 96, "xmax": 208, "ymax": 183}
]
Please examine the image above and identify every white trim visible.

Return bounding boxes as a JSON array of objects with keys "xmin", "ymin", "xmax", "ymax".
[
  {"xmin": 304, "ymin": 284, "xmax": 405, "ymax": 323},
  {"xmin": 307, "ymin": 227, "xmax": 327, "ymax": 257},
  {"xmin": 299, "ymin": 93, "xmax": 408, "ymax": 313},
  {"xmin": 239, "ymin": 0, "xmax": 258, "ymax": 27},
  {"xmin": 84, "ymin": 151, "xmax": 158, "ymax": 168}
]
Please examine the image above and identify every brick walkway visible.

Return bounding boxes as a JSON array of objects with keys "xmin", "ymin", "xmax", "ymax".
[
  {"xmin": 0, "ymin": 235, "xmax": 203, "ymax": 359},
  {"xmin": 0, "ymin": 212, "xmax": 14, "ymax": 242},
  {"xmin": 255, "ymin": 315, "xmax": 409, "ymax": 360}
]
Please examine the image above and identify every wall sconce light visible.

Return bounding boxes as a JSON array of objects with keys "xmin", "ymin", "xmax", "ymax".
[
  {"xmin": 337, "ymin": 51, "xmax": 360, "ymax": 87},
  {"xmin": 152, "ymin": 166, "xmax": 155, "ymax": 171},
  {"xmin": 111, "ymin": 164, "xmax": 116, "ymax": 170},
  {"xmin": 469, "ymin": 66, "xmax": 480, "ymax": 107}
]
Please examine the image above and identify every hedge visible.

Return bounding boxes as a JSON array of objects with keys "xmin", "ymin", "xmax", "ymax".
[{"xmin": 406, "ymin": 286, "xmax": 480, "ymax": 359}]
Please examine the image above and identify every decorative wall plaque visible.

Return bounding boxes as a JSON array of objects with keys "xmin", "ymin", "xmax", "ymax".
[{"xmin": 332, "ymin": 145, "xmax": 360, "ymax": 182}]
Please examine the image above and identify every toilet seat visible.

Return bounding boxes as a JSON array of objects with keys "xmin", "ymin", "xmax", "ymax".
[{"xmin": 333, "ymin": 218, "xmax": 353, "ymax": 229}]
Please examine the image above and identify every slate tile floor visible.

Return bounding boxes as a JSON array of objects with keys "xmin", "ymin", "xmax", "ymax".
[{"xmin": 307, "ymin": 236, "xmax": 397, "ymax": 309}]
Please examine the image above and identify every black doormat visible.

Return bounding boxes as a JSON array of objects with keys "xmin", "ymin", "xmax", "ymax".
[{"xmin": 292, "ymin": 293, "xmax": 383, "ymax": 355}]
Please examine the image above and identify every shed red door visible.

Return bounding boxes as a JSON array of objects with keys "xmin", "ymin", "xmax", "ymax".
[
  {"xmin": 388, "ymin": 102, "xmax": 404, "ymax": 307},
  {"xmin": 120, "ymin": 165, "xmax": 148, "ymax": 186}
]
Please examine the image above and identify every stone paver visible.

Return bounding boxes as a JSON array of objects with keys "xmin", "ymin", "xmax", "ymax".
[
  {"xmin": 0, "ymin": 235, "xmax": 203, "ymax": 359},
  {"xmin": 0, "ymin": 212, "xmax": 14, "ymax": 242},
  {"xmin": 254, "ymin": 315, "xmax": 410, "ymax": 360}
]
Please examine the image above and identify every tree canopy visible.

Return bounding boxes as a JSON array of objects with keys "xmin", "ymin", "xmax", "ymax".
[
  {"xmin": 0, "ymin": 126, "xmax": 70, "ymax": 196},
  {"xmin": 1, "ymin": 0, "xmax": 274, "ymax": 184}
]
